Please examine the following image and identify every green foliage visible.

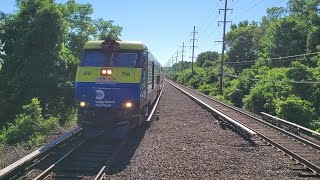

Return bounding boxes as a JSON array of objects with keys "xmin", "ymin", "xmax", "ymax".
[
  {"xmin": 286, "ymin": 61, "xmax": 315, "ymax": 100},
  {"xmin": 195, "ymin": 51, "xmax": 219, "ymax": 67},
  {"xmin": 0, "ymin": 0, "xmax": 68, "ymax": 123},
  {"xmin": 224, "ymin": 80, "xmax": 244, "ymax": 107},
  {"xmin": 226, "ymin": 22, "xmax": 260, "ymax": 73},
  {"xmin": 276, "ymin": 96, "xmax": 315, "ymax": 127},
  {"xmin": 243, "ymin": 68, "xmax": 292, "ymax": 114},
  {"xmin": 243, "ymin": 83, "xmax": 276, "ymax": 113},
  {"xmin": 0, "ymin": 0, "xmax": 122, "ymax": 146},
  {"xmin": 59, "ymin": 0, "xmax": 122, "ymax": 57},
  {"xmin": 202, "ymin": 60, "xmax": 214, "ymax": 67},
  {"xmin": 168, "ymin": 0, "xmax": 320, "ymax": 130},
  {"xmin": 93, "ymin": 18, "xmax": 122, "ymax": 40},
  {"xmin": 0, "ymin": 98, "xmax": 59, "ymax": 148},
  {"xmin": 198, "ymin": 83, "xmax": 215, "ymax": 95}
]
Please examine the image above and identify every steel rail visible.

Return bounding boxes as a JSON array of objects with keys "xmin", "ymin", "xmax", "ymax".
[
  {"xmin": 167, "ymin": 79, "xmax": 320, "ymax": 175},
  {"xmin": 94, "ymin": 137, "xmax": 128, "ymax": 180},
  {"xmin": 147, "ymin": 84, "xmax": 164, "ymax": 122},
  {"xmin": 34, "ymin": 139, "xmax": 87, "ymax": 180},
  {"xmin": 260, "ymin": 112, "xmax": 320, "ymax": 138},
  {"xmin": 97, "ymin": 84, "xmax": 164, "ymax": 179},
  {"xmin": 0, "ymin": 127, "xmax": 83, "ymax": 180},
  {"xmin": 167, "ymin": 80, "xmax": 256, "ymax": 139},
  {"xmin": 168, "ymin": 80, "xmax": 320, "ymax": 151}
]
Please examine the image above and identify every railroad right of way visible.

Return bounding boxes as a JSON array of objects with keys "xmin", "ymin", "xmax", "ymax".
[{"xmin": 103, "ymin": 80, "xmax": 301, "ymax": 179}]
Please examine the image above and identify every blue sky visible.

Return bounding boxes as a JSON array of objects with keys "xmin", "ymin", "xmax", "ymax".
[{"xmin": 1, "ymin": 0, "xmax": 288, "ymax": 66}]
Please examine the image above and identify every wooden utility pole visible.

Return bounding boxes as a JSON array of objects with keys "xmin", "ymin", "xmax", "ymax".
[
  {"xmin": 190, "ymin": 26, "xmax": 198, "ymax": 75},
  {"xmin": 218, "ymin": 0, "xmax": 232, "ymax": 95}
]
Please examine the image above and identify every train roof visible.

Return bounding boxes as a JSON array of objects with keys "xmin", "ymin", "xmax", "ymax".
[{"xmin": 83, "ymin": 40, "xmax": 147, "ymax": 50}]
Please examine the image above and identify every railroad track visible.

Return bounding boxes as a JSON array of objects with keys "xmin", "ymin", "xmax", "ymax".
[
  {"xmin": 1, "ymin": 85, "xmax": 164, "ymax": 180},
  {"xmin": 0, "ymin": 127, "xmax": 84, "ymax": 180},
  {"xmin": 167, "ymin": 79, "xmax": 320, "ymax": 177},
  {"xmin": 34, "ymin": 138, "xmax": 126, "ymax": 180}
]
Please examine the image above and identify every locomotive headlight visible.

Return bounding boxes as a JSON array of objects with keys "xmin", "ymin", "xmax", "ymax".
[
  {"xmin": 125, "ymin": 102, "xmax": 133, "ymax": 108},
  {"xmin": 79, "ymin": 101, "xmax": 86, "ymax": 107},
  {"xmin": 101, "ymin": 69, "xmax": 107, "ymax": 75},
  {"xmin": 106, "ymin": 69, "xmax": 112, "ymax": 75},
  {"xmin": 101, "ymin": 68, "xmax": 112, "ymax": 76}
]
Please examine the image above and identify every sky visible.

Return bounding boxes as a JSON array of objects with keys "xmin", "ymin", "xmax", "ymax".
[{"xmin": 1, "ymin": 0, "xmax": 288, "ymax": 66}]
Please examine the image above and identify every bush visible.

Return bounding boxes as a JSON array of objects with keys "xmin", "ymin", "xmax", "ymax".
[
  {"xmin": 202, "ymin": 60, "xmax": 214, "ymax": 67},
  {"xmin": 310, "ymin": 120, "xmax": 320, "ymax": 132},
  {"xmin": 224, "ymin": 80, "xmax": 243, "ymax": 107},
  {"xmin": 198, "ymin": 83, "xmax": 215, "ymax": 95},
  {"xmin": 275, "ymin": 96, "xmax": 315, "ymax": 127},
  {"xmin": 243, "ymin": 83, "xmax": 276, "ymax": 114},
  {"xmin": 0, "ymin": 98, "xmax": 59, "ymax": 148}
]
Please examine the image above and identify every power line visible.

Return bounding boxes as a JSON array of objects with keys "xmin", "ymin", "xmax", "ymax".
[
  {"xmin": 232, "ymin": 0, "xmax": 241, "ymax": 7},
  {"xmin": 223, "ymin": 73, "xmax": 320, "ymax": 84},
  {"xmin": 244, "ymin": 0, "xmax": 287, "ymax": 21},
  {"xmin": 203, "ymin": 14, "xmax": 220, "ymax": 33},
  {"xmin": 230, "ymin": 0, "xmax": 266, "ymax": 21},
  {"xmin": 199, "ymin": 0, "xmax": 222, "ymax": 31},
  {"xmin": 226, "ymin": 52, "xmax": 320, "ymax": 65},
  {"xmin": 207, "ymin": 26, "xmax": 220, "ymax": 38}
]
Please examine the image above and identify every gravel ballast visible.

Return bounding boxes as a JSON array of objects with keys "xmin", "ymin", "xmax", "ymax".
[{"xmin": 105, "ymin": 81, "xmax": 300, "ymax": 179}]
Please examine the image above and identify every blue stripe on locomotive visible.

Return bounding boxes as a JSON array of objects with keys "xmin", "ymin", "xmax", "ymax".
[{"xmin": 75, "ymin": 82, "xmax": 140, "ymax": 108}]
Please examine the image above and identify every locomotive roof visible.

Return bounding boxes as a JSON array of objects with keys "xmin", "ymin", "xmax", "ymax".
[{"xmin": 83, "ymin": 40, "xmax": 147, "ymax": 50}]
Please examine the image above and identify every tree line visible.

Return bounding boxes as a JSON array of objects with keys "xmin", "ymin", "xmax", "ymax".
[
  {"xmin": 168, "ymin": 0, "xmax": 320, "ymax": 132},
  {"xmin": 0, "ymin": 0, "xmax": 122, "ymax": 147}
]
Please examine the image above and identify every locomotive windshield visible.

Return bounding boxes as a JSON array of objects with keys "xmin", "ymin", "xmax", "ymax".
[
  {"xmin": 80, "ymin": 50, "xmax": 137, "ymax": 67},
  {"xmin": 80, "ymin": 50, "xmax": 109, "ymax": 66},
  {"xmin": 111, "ymin": 53, "xmax": 137, "ymax": 67}
]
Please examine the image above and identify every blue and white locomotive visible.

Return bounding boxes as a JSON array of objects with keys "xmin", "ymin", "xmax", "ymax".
[{"xmin": 75, "ymin": 39, "xmax": 163, "ymax": 137}]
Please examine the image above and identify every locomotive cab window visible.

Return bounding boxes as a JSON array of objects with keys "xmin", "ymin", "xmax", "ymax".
[
  {"xmin": 111, "ymin": 53, "xmax": 137, "ymax": 67},
  {"xmin": 80, "ymin": 50, "xmax": 109, "ymax": 66}
]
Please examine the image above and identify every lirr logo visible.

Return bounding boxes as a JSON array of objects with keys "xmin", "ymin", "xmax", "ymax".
[{"xmin": 95, "ymin": 90, "xmax": 105, "ymax": 100}]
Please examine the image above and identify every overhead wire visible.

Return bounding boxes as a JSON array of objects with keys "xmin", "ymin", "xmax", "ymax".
[
  {"xmin": 207, "ymin": 26, "xmax": 220, "ymax": 38},
  {"xmin": 244, "ymin": 0, "xmax": 287, "ymax": 21},
  {"xmin": 198, "ymin": 0, "xmax": 222, "ymax": 31},
  {"xmin": 226, "ymin": 52, "xmax": 320, "ymax": 65},
  {"xmin": 230, "ymin": 0, "xmax": 266, "ymax": 21},
  {"xmin": 223, "ymin": 73, "xmax": 320, "ymax": 84}
]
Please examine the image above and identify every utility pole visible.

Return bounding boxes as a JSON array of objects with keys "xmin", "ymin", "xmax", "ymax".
[
  {"xmin": 175, "ymin": 50, "xmax": 179, "ymax": 73},
  {"xmin": 180, "ymin": 42, "xmax": 186, "ymax": 71},
  {"xmin": 218, "ymin": 0, "xmax": 232, "ymax": 95},
  {"xmin": 190, "ymin": 26, "xmax": 198, "ymax": 75},
  {"xmin": 171, "ymin": 55, "xmax": 175, "ymax": 74}
]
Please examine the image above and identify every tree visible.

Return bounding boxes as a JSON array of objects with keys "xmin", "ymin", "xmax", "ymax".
[
  {"xmin": 225, "ymin": 22, "xmax": 260, "ymax": 73},
  {"xmin": 266, "ymin": 7, "xmax": 287, "ymax": 20},
  {"xmin": 93, "ymin": 18, "xmax": 122, "ymax": 40},
  {"xmin": 59, "ymin": 0, "xmax": 123, "ymax": 57},
  {"xmin": 0, "ymin": 0, "xmax": 68, "ymax": 123},
  {"xmin": 260, "ymin": 17, "xmax": 307, "ymax": 65},
  {"xmin": 195, "ymin": 51, "xmax": 219, "ymax": 67},
  {"xmin": 286, "ymin": 62, "xmax": 315, "ymax": 101},
  {"xmin": 0, "ymin": 0, "xmax": 123, "ymax": 128},
  {"xmin": 243, "ymin": 68, "xmax": 292, "ymax": 114}
]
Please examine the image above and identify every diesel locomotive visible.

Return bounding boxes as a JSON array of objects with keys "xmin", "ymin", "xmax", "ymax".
[{"xmin": 75, "ymin": 39, "xmax": 163, "ymax": 137}]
